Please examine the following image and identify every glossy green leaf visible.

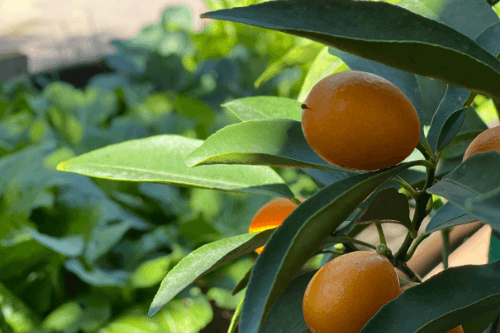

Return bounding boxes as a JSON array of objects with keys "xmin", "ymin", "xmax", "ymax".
[
  {"xmin": 427, "ymin": 151, "xmax": 500, "ymax": 229},
  {"xmin": 201, "ymin": 0, "xmax": 500, "ymax": 99},
  {"xmin": 255, "ymin": 41, "xmax": 323, "ymax": 87},
  {"xmin": 186, "ymin": 119, "xmax": 341, "ymax": 171},
  {"xmin": 239, "ymin": 161, "xmax": 423, "ymax": 333},
  {"xmin": 436, "ymin": 107, "xmax": 467, "ymax": 152},
  {"xmin": 222, "ymin": 97, "xmax": 302, "ymax": 122},
  {"xmin": 148, "ymin": 230, "xmax": 274, "ymax": 317},
  {"xmin": 361, "ymin": 261, "xmax": 500, "ymax": 332},
  {"xmin": 57, "ymin": 135, "xmax": 293, "ymax": 198},
  {"xmin": 297, "ymin": 47, "xmax": 347, "ymax": 103},
  {"xmin": 259, "ymin": 271, "xmax": 315, "ymax": 333},
  {"xmin": 425, "ymin": 202, "xmax": 479, "ymax": 234}
]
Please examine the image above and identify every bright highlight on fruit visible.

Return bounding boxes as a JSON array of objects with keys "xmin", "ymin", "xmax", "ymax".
[
  {"xmin": 463, "ymin": 126, "xmax": 500, "ymax": 161},
  {"xmin": 302, "ymin": 251, "xmax": 400, "ymax": 333},
  {"xmin": 248, "ymin": 197, "xmax": 304, "ymax": 254},
  {"xmin": 301, "ymin": 71, "xmax": 421, "ymax": 171}
]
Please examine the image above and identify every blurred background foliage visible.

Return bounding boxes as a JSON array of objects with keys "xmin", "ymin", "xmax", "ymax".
[
  {"xmin": 1, "ymin": 0, "xmax": 500, "ymax": 332},
  {"xmin": 0, "ymin": 0, "xmax": 321, "ymax": 332}
]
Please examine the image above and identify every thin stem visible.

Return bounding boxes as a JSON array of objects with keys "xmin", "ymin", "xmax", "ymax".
[
  {"xmin": 391, "ymin": 176, "xmax": 419, "ymax": 201},
  {"xmin": 441, "ymin": 227, "xmax": 452, "ymax": 270},
  {"xmin": 416, "ymin": 138, "xmax": 433, "ymax": 160},
  {"xmin": 404, "ymin": 233, "xmax": 431, "ymax": 261},
  {"xmin": 228, "ymin": 297, "xmax": 244, "ymax": 333},
  {"xmin": 290, "ymin": 197, "xmax": 302, "ymax": 205},
  {"xmin": 375, "ymin": 221, "xmax": 386, "ymax": 245},
  {"xmin": 395, "ymin": 167, "xmax": 435, "ymax": 263},
  {"xmin": 327, "ymin": 236, "xmax": 377, "ymax": 250}
]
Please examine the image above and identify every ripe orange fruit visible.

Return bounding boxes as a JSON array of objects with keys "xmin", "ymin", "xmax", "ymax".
[
  {"xmin": 248, "ymin": 197, "xmax": 305, "ymax": 254},
  {"xmin": 302, "ymin": 251, "xmax": 400, "ymax": 333},
  {"xmin": 463, "ymin": 126, "xmax": 500, "ymax": 161},
  {"xmin": 398, "ymin": 283, "xmax": 464, "ymax": 333},
  {"xmin": 301, "ymin": 71, "xmax": 420, "ymax": 171}
]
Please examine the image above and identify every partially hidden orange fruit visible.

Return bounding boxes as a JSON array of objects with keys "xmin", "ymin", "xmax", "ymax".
[
  {"xmin": 399, "ymin": 283, "xmax": 464, "ymax": 333},
  {"xmin": 301, "ymin": 71, "xmax": 420, "ymax": 171},
  {"xmin": 248, "ymin": 197, "xmax": 305, "ymax": 254},
  {"xmin": 463, "ymin": 126, "xmax": 500, "ymax": 161},
  {"xmin": 302, "ymin": 251, "xmax": 400, "ymax": 333}
]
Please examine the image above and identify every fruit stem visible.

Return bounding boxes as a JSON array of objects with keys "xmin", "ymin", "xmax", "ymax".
[
  {"xmin": 290, "ymin": 197, "xmax": 302, "ymax": 205},
  {"xmin": 394, "ymin": 166, "xmax": 435, "ymax": 264},
  {"xmin": 228, "ymin": 297, "xmax": 244, "ymax": 333},
  {"xmin": 404, "ymin": 233, "xmax": 431, "ymax": 261},
  {"xmin": 441, "ymin": 227, "xmax": 452, "ymax": 270},
  {"xmin": 416, "ymin": 137, "xmax": 433, "ymax": 160},
  {"xmin": 375, "ymin": 221, "xmax": 387, "ymax": 246}
]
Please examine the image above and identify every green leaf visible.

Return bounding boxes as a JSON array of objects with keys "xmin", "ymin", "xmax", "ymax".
[
  {"xmin": 23, "ymin": 226, "xmax": 84, "ymax": 257},
  {"xmin": 255, "ymin": 41, "xmax": 323, "ymax": 87},
  {"xmin": 0, "ymin": 281, "xmax": 41, "ymax": 332},
  {"xmin": 57, "ymin": 135, "xmax": 293, "ymax": 198},
  {"xmin": 148, "ymin": 230, "xmax": 274, "ymax": 317},
  {"xmin": 436, "ymin": 107, "xmax": 467, "ymax": 152},
  {"xmin": 440, "ymin": 130, "xmax": 483, "ymax": 160},
  {"xmin": 259, "ymin": 271, "xmax": 315, "ymax": 333},
  {"xmin": 84, "ymin": 221, "xmax": 132, "ymax": 264},
  {"xmin": 64, "ymin": 259, "xmax": 128, "ymax": 287},
  {"xmin": 427, "ymin": 151, "xmax": 500, "ymax": 229},
  {"xmin": 425, "ymin": 202, "xmax": 478, "ymax": 234},
  {"xmin": 186, "ymin": 119, "xmax": 341, "ymax": 171},
  {"xmin": 239, "ymin": 161, "xmax": 423, "ymax": 333},
  {"xmin": 42, "ymin": 302, "xmax": 83, "ymax": 331},
  {"xmin": 130, "ymin": 255, "xmax": 171, "ymax": 288},
  {"xmin": 201, "ymin": 0, "xmax": 500, "ymax": 99},
  {"xmin": 161, "ymin": 5, "xmax": 194, "ymax": 32},
  {"xmin": 222, "ymin": 97, "xmax": 302, "ymax": 122},
  {"xmin": 361, "ymin": 261, "xmax": 500, "ymax": 332},
  {"xmin": 297, "ymin": 47, "xmax": 347, "ymax": 103}
]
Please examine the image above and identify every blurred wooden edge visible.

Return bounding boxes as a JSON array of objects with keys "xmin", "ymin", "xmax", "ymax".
[
  {"xmin": 423, "ymin": 224, "xmax": 491, "ymax": 281},
  {"xmin": 406, "ymin": 221, "xmax": 485, "ymax": 278}
]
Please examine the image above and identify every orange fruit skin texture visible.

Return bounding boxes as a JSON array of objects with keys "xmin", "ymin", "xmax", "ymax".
[
  {"xmin": 302, "ymin": 251, "xmax": 400, "ymax": 333},
  {"xmin": 399, "ymin": 283, "xmax": 464, "ymax": 333},
  {"xmin": 301, "ymin": 71, "xmax": 421, "ymax": 171},
  {"xmin": 248, "ymin": 197, "xmax": 304, "ymax": 254},
  {"xmin": 463, "ymin": 126, "xmax": 500, "ymax": 161}
]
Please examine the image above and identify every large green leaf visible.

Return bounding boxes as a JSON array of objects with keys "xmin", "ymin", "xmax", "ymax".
[
  {"xmin": 222, "ymin": 97, "xmax": 302, "ymax": 122},
  {"xmin": 185, "ymin": 119, "xmax": 341, "ymax": 171},
  {"xmin": 148, "ymin": 230, "xmax": 274, "ymax": 317},
  {"xmin": 239, "ymin": 161, "xmax": 423, "ymax": 333},
  {"xmin": 361, "ymin": 261, "xmax": 500, "ymax": 333},
  {"xmin": 57, "ymin": 135, "xmax": 293, "ymax": 198},
  {"xmin": 201, "ymin": 0, "xmax": 500, "ymax": 99},
  {"xmin": 427, "ymin": 151, "xmax": 500, "ymax": 229},
  {"xmin": 425, "ymin": 202, "xmax": 478, "ymax": 234}
]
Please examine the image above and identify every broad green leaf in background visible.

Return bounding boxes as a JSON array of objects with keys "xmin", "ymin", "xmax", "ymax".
[
  {"xmin": 130, "ymin": 255, "xmax": 171, "ymax": 289},
  {"xmin": 57, "ymin": 135, "xmax": 294, "ymax": 198},
  {"xmin": 23, "ymin": 226, "xmax": 84, "ymax": 257},
  {"xmin": 222, "ymin": 96, "xmax": 302, "ymax": 122},
  {"xmin": 440, "ymin": 130, "xmax": 483, "ymax": 160},
  {"xmin": 64, "ymin": 259, "xmax": 128, "ymax": 287},
  {"xmin": 239, "ymin": 161, "xmax": 424, "ymax": 333},
  {"xmin": 161, "ymin": 4, "xmax": 194, "ymax": 32},
  {"xmin": 254, "ymin": 41, "xmax": 323, "ymax": 88},
  {"xmin": 185, "ymin": 119, "xmax": 342, "ymax": 171},
  {"xmin": 361, "ymin": 262, "xmax": 500, "ymax": 333},
  {"xmin": 427, "ymin": 151, "xmax": 500, "ymax": 229},
  {"xmin": 149, "ymin": 230, "xmax": 274, "ymax": 317},
  {"xmin": 201, "ymin": 0, "xmax": 500, "ymax": 99},
  {"xmin": 425, "ymin": 202, "xmax": 479, "ymax": 234},
  {"xmin": 84, "ymin": 221, "xmax": 133, "ymax": 264},
  {"xmin": 297, "ymin": 47, "xmax": 347, "ymax": 103}
]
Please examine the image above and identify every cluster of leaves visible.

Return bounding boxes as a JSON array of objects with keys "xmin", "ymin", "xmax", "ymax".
[
  {"xmin": 55, "ymin": 0, "xmax": 500, "ymax": 332},
  {"xmin": 0, "ymin": 1, "xmax": 321, "ymax": 332}
]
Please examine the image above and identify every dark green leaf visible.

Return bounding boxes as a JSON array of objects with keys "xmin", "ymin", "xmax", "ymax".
[
  {"xmin": 361, "ymin": 261, "xmax": 500, "ymax": 333},
  {"xmin": 440, "ymin": 131, "xmax": 483, "ymax": 160},
  {"xmin": 240, "ymin": 161, "xmax": 422, "ymax": 333},
  {"xmin": 436, "ymin": 107, "xmax": 467, "ymax": 152},
  {"xmin": 425, "ymin": 202, "xmax": 479, "ymax": 234},
  {"xmin": 201, "ymin": 0, "xmax": 500, "ymax": 99}
]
